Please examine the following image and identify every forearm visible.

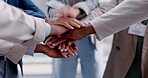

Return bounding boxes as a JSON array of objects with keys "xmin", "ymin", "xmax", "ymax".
[
  {"xmin": 0, "ymin": 1, "xmax": 46, "ymax": 46},
  {"xmin": 90, "ymin": 0, "xmax": 148, "ymax": 40},
  {"xmin": 82, "ymin": 24, "xmax": 96, "ymax": 35}
]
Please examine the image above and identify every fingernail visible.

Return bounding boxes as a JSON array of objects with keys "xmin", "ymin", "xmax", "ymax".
[
  {"xmin": 64, "ymin": 56, "xmax": 67, "ymax": 58},
  {"xmin": 75, "ymin": 53, "xmax": 78, "ymax": 55},
  {"xmin": 48, "ymin": 42, "xmax": 51, "ymax": 44},
  {"xmin": 71, "ymin": 27, "xmax": 74, "ymax": 30},
  {"xmin": 82, "ymin": 24, "xmax": 85, "ymax": 26},
  {"xmin": 64, "ymin": 49, "xmax": 67, "ymax": 51},
  {"xmin": 77, "ymin": 25, "xmax": 80, "ymax": 28},
  {"xmin": 72, "ymin": 54, "xmax": 75, "ymax": 56},
  {"xmin": 52, "ymin": 44, "xmax": 55, "ymax": 46},
  {"xmin": 61, "ymin": 49, "xmax": 63, "ymax": 52}
]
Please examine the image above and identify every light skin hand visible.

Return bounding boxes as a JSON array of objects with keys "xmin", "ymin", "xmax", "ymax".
[
  {"xmin": 35, "ymin": 44, "xmax": 64, "ymax": 58},
  {"xmin": 61, "ymin": 24, "xmax": 96, "ymax": 40},
  {"xmin": 45, "ymin": 17, "xmax": 85, "ymax": 30},
  {"xmin": 50, "ymin": 24, "xmax": 68, "ymax": 36},
  {"xmin": 57, "ymin": 5, "xmax": 83, "ymax": 18}
]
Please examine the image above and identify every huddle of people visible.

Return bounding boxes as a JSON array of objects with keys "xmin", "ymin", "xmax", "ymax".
[{"xmin": 0, "ymin": 0, "xmax": 148, "ymax": 78}]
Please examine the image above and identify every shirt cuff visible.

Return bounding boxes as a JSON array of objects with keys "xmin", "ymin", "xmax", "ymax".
[
  {"xmin": 25, "ymin": 45, "xmax": 36, "ymax": 56},
  {"xmin": 25, "ymin": 23, "xmax": 50, "ymax": 56},
  {"xmin": 45, "ymin": 23, "xmax": 51, "ymax": 37}
]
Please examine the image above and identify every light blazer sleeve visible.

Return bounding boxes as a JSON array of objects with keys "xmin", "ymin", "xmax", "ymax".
[
  {"xmin": 0, "ymin": 1, "xmax": 46, "ymax": 63},
  {"xmin": 89, "ymin": 0, "xmax": 148, "ymax": 40},
  {"xmin": 73, "ymin": 0, "xmax": 99, "ymax": 15}
]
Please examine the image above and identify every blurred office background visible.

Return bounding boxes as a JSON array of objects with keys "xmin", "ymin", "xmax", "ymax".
[{"xmin": 23, "ymin": 0, "xmax": 112, "ymax": 78}]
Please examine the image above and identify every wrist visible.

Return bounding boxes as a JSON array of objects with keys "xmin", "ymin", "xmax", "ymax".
[
  {"xmin": 45, "ymin": 18, "xmax": 58, "ymax": 24},
  {"xmin": 75, "ymin": 8, "xmax": 82, "ymax": 17},
  {"xmin": 75, "ymin": 8, "xmax": 86, "ymax": 20},
  {"xmin": 50, "ymin": 25, "xmax": 54, "ymax": 35},
  {"xmin": 78, "ymin": 24, "xmax": 95, "ymax": 38},
  {"xmin": 35, "ymin": 44, "xmax": 44, "ymax": 53},
  {"xmin": 85, "ymin": 24, "xmax": 96, "ymax": 35}
]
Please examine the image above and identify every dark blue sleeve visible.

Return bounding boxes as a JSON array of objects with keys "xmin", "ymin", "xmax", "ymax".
[{"xmin": 19, "ymin": 0, "xmax": 46, "ymax": 18}]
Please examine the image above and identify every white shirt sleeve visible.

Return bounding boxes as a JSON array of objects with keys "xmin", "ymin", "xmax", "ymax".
[
  {"xmin": 25, "ymin": 45, "xmax": 36, "ymax": 56},
  {"xmin": 25, "ymin": 23, "xmax": 51, "ymax": 56},
  {"xmin": 45, "ymin": 23, "xmax": 51, "ymax": 37},
  {"xmin": 0, "ymin": 1, "xmax": 47, "ymax": 63}
]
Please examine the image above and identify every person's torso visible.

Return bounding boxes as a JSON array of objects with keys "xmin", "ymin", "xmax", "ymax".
[{"xmin": 103, "ymin": 0, "xmax": 139, "ymax": 78}]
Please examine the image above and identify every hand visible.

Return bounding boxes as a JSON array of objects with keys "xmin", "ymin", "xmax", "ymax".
[
  {"xmin": 58, "ymin": 41, "xmax": 78, "ymax": 52},
  {"xmin": 35, "ymin": 44, "xmax": 64, "ymax": 58},
  {"xmin": 61, "ymin": 24, "xmax": 96, "ymax": 40},
  {"xmin": 45, "ymin": 37, "xmax": 78, "ymax": 57},
  {"xmin": 45, "ymin": 17, "xmax": 85, "ymax": 30},
  {"xmin": 60, "ymin": 46, "xmax": 78, "ymax": 58},
  {"xmin": 45, "ymin": 36, "xmax": 67, "ymax": 49},
  {"xmin": 57, "ymin": 5, "xmax": 83, "ymax": 18},
  {"xmin": 50, "ymin": 24, "xmax": 68, "ymax": 36},
  {"xmin": 54, "ymin": 40, "xmax": 78, "ymax": 57},
  {"xmin": 45, "ymin": 37, "xmax": 77, "ymax": 50}
]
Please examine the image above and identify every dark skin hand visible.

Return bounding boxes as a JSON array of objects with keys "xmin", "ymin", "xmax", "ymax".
[
  {"xmin": 60, "ymin": 24, "xmax": 96, "ymax": 40},
  {"xmin": 35, "ymin": 44, "xmax": 64, "ymax": 58},
  {"xmin": 35, "ymin": 44, "xmax": 77, "ymax": 58},
  {"xmin": 45, "ymin": 36, "xmax": 78, "ymax": 57}
]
